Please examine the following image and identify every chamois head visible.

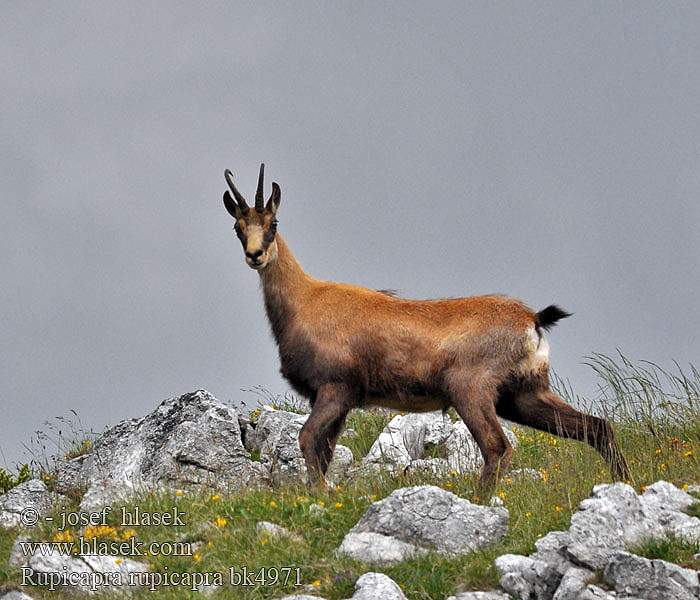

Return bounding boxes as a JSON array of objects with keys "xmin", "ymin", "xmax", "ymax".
[{"xmin": 223, "ymin": 163, "xmax": 281, "ymax": 270}]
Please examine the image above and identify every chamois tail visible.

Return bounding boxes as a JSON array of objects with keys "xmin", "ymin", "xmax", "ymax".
[{"xmin": 535, "ymin": 305, "xmax": 572, "ymax": 332}]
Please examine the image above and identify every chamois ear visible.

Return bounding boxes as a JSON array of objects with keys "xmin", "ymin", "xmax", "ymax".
[
  {"xmin": 223, "ymin": 191, "xmax": 243, "ymax": 219},
  {"xmin": 266, "ymin": 182, "xmax": 281, "ymax": 215}
]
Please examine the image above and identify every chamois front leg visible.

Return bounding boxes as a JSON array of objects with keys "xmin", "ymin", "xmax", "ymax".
[{"xmin": 298, "ymin": 383, "xmax": 354, "ymax": 488}]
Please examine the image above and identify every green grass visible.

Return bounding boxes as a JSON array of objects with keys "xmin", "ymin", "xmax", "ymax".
[
  {"xmin": 628, "ymin": 534, "xmax": 700, "ymax": 570},
  {"xmin": 1, "ymin": 354, "xmax": 700, "ymax": 599}
]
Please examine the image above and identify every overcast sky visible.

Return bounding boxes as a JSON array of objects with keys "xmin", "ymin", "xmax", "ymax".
[{"xmin": 2, "ymin": 3, "xmax": 699, "ymax": 470}]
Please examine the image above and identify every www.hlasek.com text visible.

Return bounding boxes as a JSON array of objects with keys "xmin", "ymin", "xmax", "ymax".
[{"xmin": 19, "ymin": 536, "xmax": 191, "ymax": 558}]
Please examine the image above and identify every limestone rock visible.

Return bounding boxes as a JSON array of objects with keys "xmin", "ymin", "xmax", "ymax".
[
  {"xmin": 447, "ymin": 592, "xmax": 511, "ymax": 600},
  {"xmin": 54, "ymin": 390, "xmax": 264, "ymax": 510},
  {"xmin": 248, "ymin": 407, "xmax": 354, "ymax": 485},
  {"xmin": 335, "ymin": 532, "xmax": 427, "ymax": 565},
  {"xmin": 8, "ymin": 536, "xmax": 29, "ymax": 570},
  {"xmin": 405, "ymin": 458, "xmax": 451, "ymax": 477},
  {"xmin": 344, "ymin": 485, "xmax": 508, "ymax": 556},
  {"xmin": 0, "ymin": 480, "xmax": 55, "ymax": 529},
  {"xmin": 603, "ymin": 550, "xmax": 700, "ymax": 600},
  {"xmin": 360, "ymin": 412, "xmax": 453, "ymax": 471},
  {"xmin": 494, "ymin": 553, "xmax": 563, "ymax": 600},
  {"xmin": 639, "ymin": 480, "xmax": 700, "ymax": 543},
  {"xmin": 25, "ymin": 545, "xmax": 150, "ymax": 594},
  {"xmin": 350, "ymin": 572, "xmax": 407, "ymax": 600},
  {"xmin": 0, "ymin": 587, "xmax": 36, "ymax": 600},
  {"xmin": 445, "ymin": 421, "xmax": 518, "ymax": 475},
  {"xmin": 247, "ymin": 406, "xmax": 304, "ymax": 457},
  {"xmin": 577, "ymin": 586, "xmax": 618, "ymax": 600},
  {"xmin": 566, "ymin": 482, "xmax": 664, "ymax": 570},
  {"xmin": 256, "ymin": 521, "xmax": 303, "ymax": 542},
  {"xmin": 491, "ymin": 481, "xmax": 700, "ymax": 600},
  {"xmin": 551, "ymin": 566, "xmax": 595, "ymax": 600}
]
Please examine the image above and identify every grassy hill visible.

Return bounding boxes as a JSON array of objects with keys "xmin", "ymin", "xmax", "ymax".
[{"xmin": 1, "ymin": 354, "xmax": 699, "ymax": 599}]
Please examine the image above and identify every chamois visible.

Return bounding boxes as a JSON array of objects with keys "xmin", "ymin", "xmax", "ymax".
[{"xmin": 222, "ymin": 164, "xmax": 630, "ymax": 489}]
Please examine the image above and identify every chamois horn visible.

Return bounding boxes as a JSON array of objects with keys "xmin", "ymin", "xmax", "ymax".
[
  {"xmin": 255, "ymin": 163, "xmax": 265, "ymax": 213},
  {"xmin": 224, "ymin": 169, "xmax": 249, "ymax": 213}
]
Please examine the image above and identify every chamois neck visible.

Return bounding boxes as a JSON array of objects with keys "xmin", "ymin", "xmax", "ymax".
[
  {"xmin": 259, "ymin": 234, "xmax": 313, "ymax": 292},
  {"xmin": 258, "ymin": 234, "xmax": 314, "ymax": 345}
]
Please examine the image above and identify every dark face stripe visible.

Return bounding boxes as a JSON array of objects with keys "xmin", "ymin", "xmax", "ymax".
[{"xmin": 262, "ymin": 227, "xmax": 276, "ymax": 247}]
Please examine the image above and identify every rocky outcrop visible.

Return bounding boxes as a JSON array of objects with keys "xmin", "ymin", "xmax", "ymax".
[
  {"xmin": 0, "ymin": 480, "xmax": 57, "ymax": 529},
  {"xmin": 337, "ymin": 485, "xmax": 508, "ymax": 564},
  {"xmin": 55, "ymin": 390, "xmax": 265, "ymax": 510},
  {"xmin": 604, "ymin": 551, "xmax": 700, "ymax": 599},
  {"xmin": 336, "ymin": 531, "xmax": 427, "ymax": 564},
  {"xmin": 447, "ymin": 593, "xmax": 511, "ymax": 600},
  {"xmin": 248, "ymin": 406, "xmax": 354, "ymax": 485},
  {"xmin": 278, "ymin": 572, "xmax": 407, "ymax": 600},
  {"xmin": 0, "ymin": 587, "xmax": 35, "ymax": 600},
  {"xmin": 351, "ymin": 572, "xmax": 408, "ymax": 600},
  {"xmin": 494, "ymin": 480, "xmax": 700, "ymax": 600},
  {"xmin": 361, "ymin": 412, "xmax": 517, "ymax": 476}
]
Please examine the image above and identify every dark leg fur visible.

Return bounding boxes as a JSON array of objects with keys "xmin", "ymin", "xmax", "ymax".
[
  {"xmin": 317, "ymin": 413, "xmax": 347, "ymax": 476},
  {"xmin": 497, "ymin": 388, "xmax": 630, "ymax": 481},
  {"xmin": 448, "ymin": 374, "xmax": 514, "ymax": 492},
  {"xmin": 298, "ymin": 383, "xmax": 353, "ymax": 487}
]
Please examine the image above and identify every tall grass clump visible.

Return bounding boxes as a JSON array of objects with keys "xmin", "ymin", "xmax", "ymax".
[{"xmin": 570, "ymin": 353, "xmax": 700, "ymax": 487}]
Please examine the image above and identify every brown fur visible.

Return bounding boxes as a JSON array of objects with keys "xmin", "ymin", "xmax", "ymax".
[{"xmin": 223, "ymin": 166, "xmax": 630, "ymax": 489}]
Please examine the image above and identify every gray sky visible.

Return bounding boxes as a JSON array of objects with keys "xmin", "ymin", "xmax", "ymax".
[{"xmin": 2, "ymin": 3, "xmax": 699, "ymax": 470}]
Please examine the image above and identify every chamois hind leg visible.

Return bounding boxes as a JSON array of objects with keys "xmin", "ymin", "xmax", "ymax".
[
  {"xmin": 448, "ymin": 373, "xmax": 513, "ymax": 492},
  {"xmin": 298, "ymin": 383, "xmax": 353, "ymax": 488},
  {"xmin": 498, "ymin": 388, "xmax": 630, "ymax": 481}
]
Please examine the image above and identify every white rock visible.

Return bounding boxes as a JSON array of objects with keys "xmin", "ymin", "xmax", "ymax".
[
  {"xmin": 252, "ymin": 408, "xmax": 354, "ymax": 485},
  {"xmin": 639, "ymin": 480, "xmax": 700, "ymax": 543},
  {"xmin": 57, "ymin": 390, "xmax": 264, "ymax": 509},
  {"xmin": 361, "ymin": 415, "xmax": 421, "ymax": 472},
  {"xmin": 446, "ymin": 592, "xmax": 511, "ymax": 600},
  {"xmin": 567, "ymin": 482, "xmax": 664, "ymax": 570},
  {"xmin": 405, "ymin": 458, "xmax": 451, "ymax": 477},
  {"xmin": 551, "ymin": 566, "xmax": 595, "ymax": 600},
  {"xmin": 445, "ymin": 421, "xmax": 518, "ymax": 475},
  {"xmin": 256, "ymin": 521, "xmax": 302, "ymax": 542},
  {"xmin": 7, "ymin": 535, "xmax": 29, "ymax": 570},
  {"xmin": 0, "ymin": 589, "xmax": 36, "ymax": 600},
  {"xmin": 335, "ymin": 532, "xmax": 426, "ymax": 565},
  {"xmin": 604, "ymin": 550, "xmax": 700, "ymax": 600},
  {"xmin": 350, "ymin": 572, "xmax": 407, "ymax": 600},
  {"xmin": 25, "ymin": 546, "xmax": 150, "ymax": 594},
  {"xmin": 309, "ymin": 503, "xmax": 327, "ymax": 516},
  {"xmin": 345, "ymin": 485, "xmax": 508, "ymax": 556},
  {"xmin": 578, "ymin": 585, "xmax": 618, "ymax": 599},
  {"xmin": 0, "ymin": 480, "xmax": 55, "ymax": 529},
  {"xmin": 494, "ymin": 551, "xmax": 565, "ymax": 600}
]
